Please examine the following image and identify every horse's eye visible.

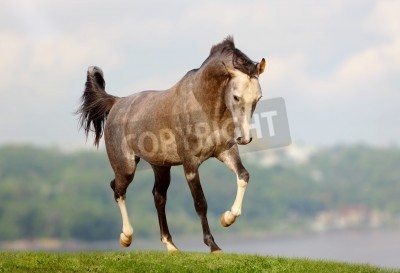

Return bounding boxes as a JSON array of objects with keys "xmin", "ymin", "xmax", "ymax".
[{"xmin": 233, "ymin": 95, "xmax": 240, "ymax": 102}]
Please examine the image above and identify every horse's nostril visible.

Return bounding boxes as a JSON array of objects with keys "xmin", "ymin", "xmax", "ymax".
[
  {"xmin": 236, "ymin": 137, "xmax": 242, "ymax": 143},
  {"xmin": 249, "ymin": 137, "xmax": 253, "ymax": 143}
]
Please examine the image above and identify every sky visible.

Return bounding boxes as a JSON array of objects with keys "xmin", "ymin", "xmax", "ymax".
[{"xmin": 0, "ymin": 0, "xmax": 399, "ymax": 148}]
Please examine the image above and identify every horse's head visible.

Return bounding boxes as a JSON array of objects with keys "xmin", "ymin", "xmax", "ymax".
[{"xmin": 224, "ymin": 58, "xmax": 266, "ymax": 145}]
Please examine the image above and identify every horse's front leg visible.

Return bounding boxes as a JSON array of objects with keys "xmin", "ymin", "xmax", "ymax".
[
  {"xmin": 183, "ymin": 163, "xmax": 222, "ymax": 253},
  {"xmin": 217, "ymin": 147, "xmax": 249, "ymax": 227}
]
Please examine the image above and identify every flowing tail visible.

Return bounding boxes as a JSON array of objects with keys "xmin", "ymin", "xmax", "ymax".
[{"xmin": 76, "ymin": 66, "xmax": 118, "ymax": 147}]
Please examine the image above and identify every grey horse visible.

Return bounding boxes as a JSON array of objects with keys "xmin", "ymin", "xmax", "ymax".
[{"xmin": 77, "ymin": 36, "xmax": 266, "ymax": 253}]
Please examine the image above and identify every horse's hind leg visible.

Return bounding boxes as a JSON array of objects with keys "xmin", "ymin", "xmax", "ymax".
[
  {"xmin": 110, "ymin": 156, "xmax": 140, "ymax": 247},
  {"xmin": 151, "ymin": 165, "xmax": 179, "ymax": 252}
]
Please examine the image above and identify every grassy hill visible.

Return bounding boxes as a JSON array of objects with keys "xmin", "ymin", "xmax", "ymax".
[{"xmin": 0, "ymin": 251, "xmax": 397, "ymax": 273}]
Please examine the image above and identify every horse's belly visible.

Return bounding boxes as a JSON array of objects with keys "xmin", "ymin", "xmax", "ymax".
[{"xmin": 130, "ymin": 132, "xmax": 183, "ymax": 166}]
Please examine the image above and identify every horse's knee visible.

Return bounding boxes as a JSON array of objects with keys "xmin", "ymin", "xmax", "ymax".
[
  {"xmin": 110, "ymin": 178, "xmax": 129, "ymax": 201},
  {"xmin": 110, "ymin": 179, "xmax": 120, "ymax": 201},
  {"xmin": 238, "ymin": 169, "xmax": 249, "ymax": 183}
]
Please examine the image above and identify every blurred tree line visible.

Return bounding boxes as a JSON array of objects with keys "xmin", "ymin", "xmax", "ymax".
[{"xmin": 0, "ymin": 144, "xmax": 399, "ymax": 242}]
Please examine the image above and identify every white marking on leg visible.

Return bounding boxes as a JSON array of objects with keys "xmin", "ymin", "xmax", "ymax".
[
  {"xmin": 161, "ymin": 236, "xmax": 179, "ymax": 252},
  {"xmin": 220, "ymin": 177, "xmax": 247, "ymax": 227},
  {"xmin": 185, "ymin": 172, "xmax": 196, "ymax": 181},
  {"xmin": 230, "ymin": 178, "xmax": 247, "ymax": 217},
  {"xmin": 117, "ymin": 197, "xmax": 133, "ymax": 239}
]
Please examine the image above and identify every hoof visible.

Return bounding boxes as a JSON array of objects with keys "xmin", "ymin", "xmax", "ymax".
[
  {"xmin": 162, "ymin": 237, "xmax": 180, "ymax": 252},
  {"xmin": 119, "ymin": 233, "xmax": 132, "ymax": 248},
  {"xmin": 165, "ymin": 243, "xmax": 180, "ymax": 252},
  {"xmin": 220, "ymin": 211, "xmax": 236, "ymax": 227},
  {"xmin": 167, "ymin": 248, "xmax": 180, "ymax": 253},
  {"xmin": 211, "ymin": 249, "xmax": 224, "ymax": 254}
]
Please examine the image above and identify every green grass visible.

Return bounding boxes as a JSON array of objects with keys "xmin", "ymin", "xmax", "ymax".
[{"xmin": 0, "ymin": 251, "xmax": 398, "ymax": 273}]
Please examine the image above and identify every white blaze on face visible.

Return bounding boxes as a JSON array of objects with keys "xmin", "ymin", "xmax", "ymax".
[{"xmin": 225, "ymin": 70, "xmax": 262, "ymax": 145}]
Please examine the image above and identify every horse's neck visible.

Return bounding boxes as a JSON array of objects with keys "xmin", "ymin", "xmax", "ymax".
[{"xmin": 192, "ymin": 63, "xmax": 227, "ymax": 119}]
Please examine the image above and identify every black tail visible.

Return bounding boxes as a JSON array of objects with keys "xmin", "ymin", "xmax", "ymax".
[{"xmin": 76, "ymin": 66, "xmax": 117, "ymax": 147}]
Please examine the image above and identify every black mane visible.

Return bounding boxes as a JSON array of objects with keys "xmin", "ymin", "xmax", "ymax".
[{"xmin": 208, "ymin": 36, "xmax": 258, "ymax": 77}]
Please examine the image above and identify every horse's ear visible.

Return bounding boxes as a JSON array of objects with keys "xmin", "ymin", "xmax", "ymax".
[{"xmin": 257, "ymin": 58, "xmax": 266, "ymax": 75}]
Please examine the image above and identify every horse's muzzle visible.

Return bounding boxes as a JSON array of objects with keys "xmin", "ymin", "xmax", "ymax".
[{"xmin": 236, "ymin": 137, "xmax": 253, "ymax": 145}]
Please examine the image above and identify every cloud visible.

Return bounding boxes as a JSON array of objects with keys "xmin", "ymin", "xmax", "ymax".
[
  {"xmin": 0, "ymin": 29, "xmax": 123, "ymax": 97},
  {"xmin": 0, "ymin": 24, "xmax": 125, "ymax": 144},
  {"xmin": 335, "ymin": 38, "xmax": 400, "ymax": 90},
  {"xmin": 367, "ymin": 0, "xmax": 400, "ymax": 37},
  {"xmin": 262, "ymin": 0, "xmax": 400, "ymax": 103},
  {"xmin": 253, "ymin": 1, "xmax": 400, "ymax": 145}
]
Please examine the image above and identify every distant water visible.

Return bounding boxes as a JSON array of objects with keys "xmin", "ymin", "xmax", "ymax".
[
  {"xmin": 207, "ymin": 230, "xmax": 400, "ymax": 269},
  {"xmin": 134, "ymin": 229, "xmax": 400, "ymax": 269}
]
